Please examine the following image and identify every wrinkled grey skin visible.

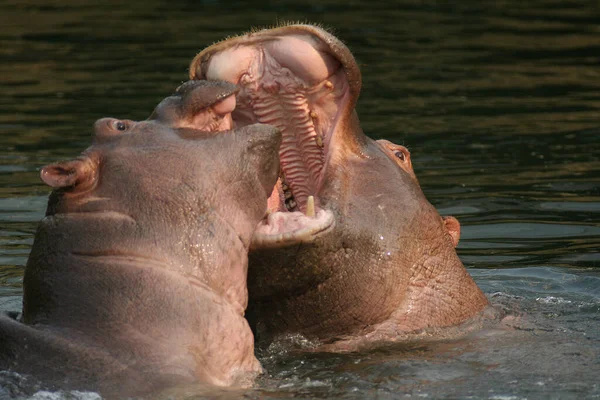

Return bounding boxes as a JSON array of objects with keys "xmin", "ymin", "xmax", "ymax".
[
  {"xmin": 0, "ymin": 82, "xmax": 281, "ymax": 397},
  {"xmin": 190, "ymin": 24, "xmax": 490, "ymax": 351}
]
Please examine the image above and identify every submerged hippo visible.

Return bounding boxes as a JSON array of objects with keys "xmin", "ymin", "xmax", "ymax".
[
  {"xmin": 189, "ymin": 24, "xmax": 489, "ymax": 350},
  {"xmin": 0, "ymin": 81, "xmax": 281, "ymax": 396}
]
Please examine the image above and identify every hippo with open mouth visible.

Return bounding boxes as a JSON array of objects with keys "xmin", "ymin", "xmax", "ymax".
[
  {"xmin": 189, "ymin": 24, "xmax": 490, "ymax": 350},
  {"xmin": 0, "ymin": 81, "xmax": 280, "ymax": 396}
]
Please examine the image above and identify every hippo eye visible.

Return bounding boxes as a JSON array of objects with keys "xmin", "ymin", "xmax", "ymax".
[
  {"xmin": 111, "ymin": 120, "xmax": 127, "ymax": 131},
  {"xmin": 394, "ymin": 151, "xmax": 406, "ymax": 161}
]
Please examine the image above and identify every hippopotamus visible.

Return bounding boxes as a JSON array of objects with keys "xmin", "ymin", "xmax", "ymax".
[
  {"xmin": 189, "ymin": 24, "xmax": 490, "ymax": 350},
  {"xmin": 0, "ymin": 81, "xmax": 281, "ymax": 397}
]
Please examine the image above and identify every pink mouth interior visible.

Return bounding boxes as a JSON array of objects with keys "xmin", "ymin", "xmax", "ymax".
[{"xmin": 201, "ymin": 33, "xmax": 350, "ymax": 247}]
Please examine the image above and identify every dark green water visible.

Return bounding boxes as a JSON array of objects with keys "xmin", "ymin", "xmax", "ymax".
[{"xmin": 1, "ymin": 1, "xmax": 599, "ymax": 399}]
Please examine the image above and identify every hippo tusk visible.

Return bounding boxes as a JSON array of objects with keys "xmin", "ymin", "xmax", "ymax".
[{"xmin": 306, "ymin": 195, "xmax": 315, "ymax": 218}]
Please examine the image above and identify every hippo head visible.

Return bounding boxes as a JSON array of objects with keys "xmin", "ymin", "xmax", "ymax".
[
  {"xmin": 40, "ymin": 82, "xmax": 281, "ymax": 258},
  {"xmin": 187, "ymin": 25, "xmax": 487, "ymax": 343},
  {"xmin": 12, "ymin": 83, "xmax": 280, "ymax": 392},
  {"xmin": 188, "ymin": 24, "xmax": 362, "ymax": 248}
]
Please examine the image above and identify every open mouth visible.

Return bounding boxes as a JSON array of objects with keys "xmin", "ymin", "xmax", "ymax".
[{"xmin": 190, "ymin": 25, "xmax": 357, "ymax": 248}]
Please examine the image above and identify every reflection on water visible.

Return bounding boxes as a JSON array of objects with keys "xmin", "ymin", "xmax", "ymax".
[{"xmin": 1, "ymin": 0, "xmax": 599, "ymax": 398}]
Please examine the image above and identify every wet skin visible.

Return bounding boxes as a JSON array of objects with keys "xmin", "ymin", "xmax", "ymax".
[
  {"xmin": 0, "ymin": 81, "xmax": 281, "ymax": 397},
  {"xmin": 189, "ymin": 24, "xmax": 489, "ymax": 350}
]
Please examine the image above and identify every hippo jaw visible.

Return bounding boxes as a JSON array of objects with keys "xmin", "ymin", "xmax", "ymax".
[{"xmin": 190, "ymin": 24, "xmax": 363, "ymax": 248}]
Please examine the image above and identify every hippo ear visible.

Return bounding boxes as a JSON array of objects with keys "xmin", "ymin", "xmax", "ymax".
[
  {"xmin": 443, "ymin": 216, "xmax": 461, "ymax": 247},
  {"xmin": 40, "ymin": 158, "xmax": 96, "ymax": 190}
]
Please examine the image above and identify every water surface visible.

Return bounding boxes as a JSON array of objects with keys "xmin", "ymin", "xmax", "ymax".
[{"xmin": 1, "ymin": 0, "xmax": 599, "ymax": 398}]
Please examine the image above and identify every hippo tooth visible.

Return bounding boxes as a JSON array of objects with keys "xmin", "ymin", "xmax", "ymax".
[
  {"xmin": 286, "ymin": 199, "xmax": 297, "ymax": 210},
  {"xmin": 309, "ymin": 111, "xmax": 318, "ymax": 119},
  {"xmin": 324, "ymin": 80, "xmax": 333, "ymax": 89},
  {"xmin": 306, "ymin": 195, "xmax": 315, "ymax": 218},
  {"xmin": 315, "ymin": 135, "xmax": 323, "ymax": 148}
]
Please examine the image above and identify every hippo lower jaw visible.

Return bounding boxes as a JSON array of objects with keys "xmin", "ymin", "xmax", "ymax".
[
  {"xmin": 189, "ymin": 25, "xmax": 364, "ymax": 248},
  {"xmin": 251, "ymin": 206, "xmax": 334, "ymax": 248}
]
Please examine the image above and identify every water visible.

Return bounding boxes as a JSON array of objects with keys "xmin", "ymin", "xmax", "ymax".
[{"xmin": 1, "ymin": 0, "xmax": 599, "ymax": 398}]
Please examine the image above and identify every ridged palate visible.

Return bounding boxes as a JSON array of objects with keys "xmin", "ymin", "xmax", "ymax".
[{"xmin": 250, "ymin": 87, "xmax": 324, "ymax": 211}]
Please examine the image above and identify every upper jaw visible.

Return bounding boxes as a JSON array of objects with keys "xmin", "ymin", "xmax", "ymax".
[{"xmin": 189, "ymin": 24, "xmax": 364, "ymax": 248}]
